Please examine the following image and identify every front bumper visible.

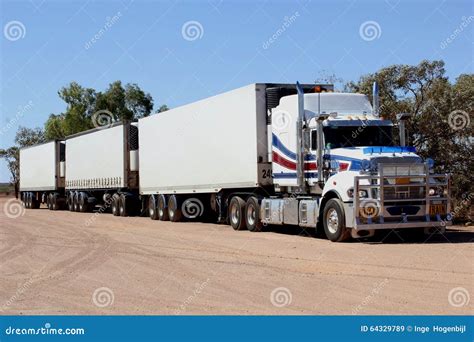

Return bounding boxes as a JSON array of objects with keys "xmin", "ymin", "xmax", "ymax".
[
  {"xmin": 355, "ymin": 220, "xmax": 451, "ymax": 230},
  {"xmin": 350, "ymin": 162, "xmax": 452, "ymax": 231}
]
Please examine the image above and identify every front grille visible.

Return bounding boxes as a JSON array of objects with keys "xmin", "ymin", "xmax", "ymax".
[{"xmin": 383, "ymin": 186, "xmax": 425, "ymax": 200}]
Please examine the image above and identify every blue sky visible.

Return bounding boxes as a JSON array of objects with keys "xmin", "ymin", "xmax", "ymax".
[{"xmin": 0, "ymin": 0, "xmax": 472, "ymax": 181}]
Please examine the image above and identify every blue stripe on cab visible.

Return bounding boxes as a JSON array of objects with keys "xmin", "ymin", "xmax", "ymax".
[{"xmin": 272, "ymin": 134, "xmax": 316, "ymax": 161}]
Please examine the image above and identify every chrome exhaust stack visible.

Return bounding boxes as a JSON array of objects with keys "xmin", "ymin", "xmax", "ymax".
[
  {"xmin": 296, "ymin": 82, "xmax": 306, "ymax": 192},
  {"xmin": 372, "ymin": 81, "xmax": 379, "ymax": 116}
]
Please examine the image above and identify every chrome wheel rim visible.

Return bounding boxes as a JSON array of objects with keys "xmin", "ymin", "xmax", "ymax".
[
  {"xmin": 231, "ymin": 203, "xmax": 240, "ymax": 226},
  {"xmin": 326, "ymin": 208, "xmax": 339, "ymax": 234},
  {"xmin": 246, "ymin": 205, "xmax": 255, "ymax": 226}
]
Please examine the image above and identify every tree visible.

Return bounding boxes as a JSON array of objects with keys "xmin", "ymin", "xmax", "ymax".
[
  {"xmin": 0, "ymin": 127, "xmax": 45, "ymax": 198},
  {"xmin": 156, "ymin": 104, "xmax": 169, "ymax": 113},
  {"xmin": 347, "ymin": 60, "xmax": 473, "ymax": 221},
  {"xmin": 44, "ymin": 81, "xmax": 156, "ymax": 139}
]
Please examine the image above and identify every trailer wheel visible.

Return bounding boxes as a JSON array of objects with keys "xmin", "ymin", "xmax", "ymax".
[
  {"xmin": 51, "ymin": 193, "xmax": 60, "ymax": 211},
  {"xmin": 245, "ymin": 196, "xmax": 263, "ymax": 232},
  {"xmin": 168, "ymin": 195, "xmax": 182, "ymax": 222},
  {"xmin": 46, "ymin": 193, "xmax": 52, "ymax": 210},
  {"xmin": 67, "ymin": 193, "xmax": 74, "ymax": 211},
  {"xmin": 157, "ymin": 195, "xmax": 169, "ymax": 221},
  {"xmin": 148, "ymin": 195, "xmax": 159, "ymax": 220},
  {"xmin": 79, "ymin": 192, "xmax": 89, "ymax": 213},
  {"xmin": 30, "ymin": 193, "xmax": 40, "ymax": 209},
  {"xmin": 111, "ymin": 194, "xmax": 120, "ymax": 216},
  {"xmin": 323, "ymin": 198, "xmax": 350, "ymax": 242},
  {"xmin": 72, "ymin": 192, "xmax": 80, "ymax": 212},
  {"xmin": 229, "ymin": 196, "xmax": 247, "ymax": 231},
  {"xmin": 25, "ymin": 192, "xmax": 31, "ymax": 209},
  {"xmin": 119, "ymin": 194, "xmax": 128, "ymax": 217}
]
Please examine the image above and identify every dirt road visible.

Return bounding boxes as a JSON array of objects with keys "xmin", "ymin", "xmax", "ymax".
[{"xmin": 0, "ymin": 196, "xmax": 472, "ymax": 315}]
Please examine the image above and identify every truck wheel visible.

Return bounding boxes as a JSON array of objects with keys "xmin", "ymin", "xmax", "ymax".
[
  {"xmin": 79, "ymin": 192, "xmax": 89, "ymax": 213},
  {"xmin": 245, "ymin": 196, "xmax": 263, "ymax": 232},
  {"xmin": 148, "ymin": 195, "xmax": 159, "ymax": 220},
  {"xmin": 168, "ymin": 195, "xmax": 182, "ymax": 222},
  {"xmin": 323, "ymin": 198, "xmax": 350, "ymax": 242},
  {"xmin": 157, "ymin": 195, "xmax": 169, "ymax": 221},
  {"xmin": 111, "ymin": 194, "xmax": 120, "ymax": 216},
  {"xmin": 229, "ymin": 196, "xmax": 246, "ymax": 231},
  {"xmin": 67, "ymin": 193, "xmax": 74, "ymax": 211},
  {"xmin": 119, "ymin": 194, "xmax": 128, "ymax": 217}
]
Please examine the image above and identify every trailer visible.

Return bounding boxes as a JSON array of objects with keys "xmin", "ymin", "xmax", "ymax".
[
  {"xmin": 64, "ymin": 121, "xmax": 139, "ymax": 215},
  {"xmin": 19, "ymin": 140, "xmax": 66, "ymax": 210}
]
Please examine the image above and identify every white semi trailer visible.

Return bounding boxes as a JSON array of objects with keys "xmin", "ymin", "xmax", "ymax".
[
  {"xmin": 19, "ymin": 82, "xmax": 452, "ymax": 242},
  {"xmin": 63, "ymin": 121, "xmax": 139, "ymax": 215},
  {"xmin": 19, "ymin": 140, "xmax": 66, "ymax": 210}
]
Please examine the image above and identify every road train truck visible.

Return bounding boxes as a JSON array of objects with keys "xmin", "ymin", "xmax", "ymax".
[{"xmin": 19, "ymin": 83, "xmax": 452, "ymax": 241}]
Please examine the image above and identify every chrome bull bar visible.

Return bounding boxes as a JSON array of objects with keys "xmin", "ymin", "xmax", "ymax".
[{"xmin": 353, "ymin": 163, "xmax": 452, "ymax": 230}]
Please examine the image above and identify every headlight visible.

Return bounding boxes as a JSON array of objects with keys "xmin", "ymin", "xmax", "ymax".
[
  {"xmin": 347, "ymin": 188, "xmax": 368, "ymax": 198},
  {"xmin": 361, "ymin": 159, "xmax": 370, "ymax": 171}
]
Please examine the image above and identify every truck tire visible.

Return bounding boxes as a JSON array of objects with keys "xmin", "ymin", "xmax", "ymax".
[
  {"xmin": 323, "ymin": 198, "xmax": 350, "ymax": 242},
  {"xmin": 25, "ymin": 192, "xmax": 31, "ymax": 209},
  {"xmin": 119, "ymin": 194, "xmax": 128, "ymax": 217},
  {"xmin": 229, "ymin": 196, "xmax": 246, "ymax": 231},
  {"xmin": 245, "ymin": 196, "xmax": 263, "ymax": 232},
  {"xmin": 148, "ymin": 195, "xmax": 159, "ymax": 220},
  {"xmin": 79, "ymin": 192, "xmax": 89, "ymax": 213},
  {"xmin": 47, "ymin": 193, "xmax": 52, "ymax": 210},
  {"xmin": 73, "ymin": 192, "xmax": 80, "ymax": 212},
  {"xmin": 168, "ymin": 195, "xmax": 182, "ymax": 222},
  {"xmin": 67, "ymin": 193, "xmax": 74, "ymax": 211},
  {"xmin": 51, "ymin": 193, "xmax": 59, "ymax": 211},
  {"xmin": 111, "ymin": 194, "xmax": 120, "ymax": 216},
  {"xmin": 157, "ymin": 194, "xmax": 169, "ymax": 221},
  {"xmin": 31, "ymin": 193, "xmax": 39, "ymax": 209}
]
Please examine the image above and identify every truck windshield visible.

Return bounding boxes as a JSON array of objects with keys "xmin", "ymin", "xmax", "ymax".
[{"xmin": 323, "ymin": 125, "xmax": 393, "ymax": 148}]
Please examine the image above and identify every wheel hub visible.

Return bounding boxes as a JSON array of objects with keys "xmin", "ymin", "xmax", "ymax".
[{"xmin": 326, "ymin": 208, "xmax": 339, "ymax": 234}]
